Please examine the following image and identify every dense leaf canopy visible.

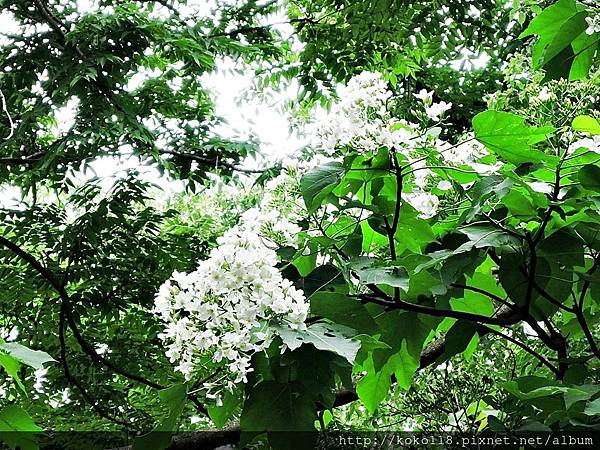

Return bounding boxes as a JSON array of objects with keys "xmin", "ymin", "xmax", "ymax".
[{"xmin": 1, "ymin": 0, "xmax": 600, "ymax": 449}]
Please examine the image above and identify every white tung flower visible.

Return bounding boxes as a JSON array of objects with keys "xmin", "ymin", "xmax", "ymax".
[
  {"xmin": 585, "ymin": 14, "xmax": 600, "ymax": 35},
  {"xmin": 307, "ymin": 72, "xmax": 420, "ymax": 155},
  {"xmin": 413, "ymin": 88, "xmax": 434, "ymax": 104},
  {"xmin": 535, "ymin": 86, "xmax": 553, "ymax": 102},
  {"xmin": 424, "ymin": 101, "xmax": 452, "ymax": 121},
  {"xmin": 404, "ymin": 190, "xmax": 440, "ymax": 219},
  {"xmin": 437, "ymin": 180, "xmax": 452, "ymax": 191}
]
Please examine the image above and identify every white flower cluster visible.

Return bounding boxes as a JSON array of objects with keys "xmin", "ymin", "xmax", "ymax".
[
  {"xmin": 309, "ymin": 72, "xmax": 415, "ymax": 155},
  {"xmin": 530, "ymin": 86, "xmax": 554, "ymax": 104},
  {"xmin": 585, "ymin": 12, "xmax": 600, "ymax": 35},
  {"xmin": 414, "ymin": 89, "xmax": 452, "ymax": 121},
  {"xmin": 403, "ymin": 191, "xmax": 440, "ymax": 219},
  {"xmin": 152, "ymin": 181, "xmax": 308, "ymax": 404},
  {"xmin": 308, "ymin": 72, "xmax": 496, "ymax": 218},
  {"xmin": 439, "ymin": 136, "xmax": 502, "ymax": 175}
]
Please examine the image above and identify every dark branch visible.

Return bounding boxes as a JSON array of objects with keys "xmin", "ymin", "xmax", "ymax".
[
  {"xmin": 357, "ymin": 293, "xmax": 523, "ymax": 326},
  {"xmin": 0, "ymin": 235, "xmax": 209, "ymax": 417}
]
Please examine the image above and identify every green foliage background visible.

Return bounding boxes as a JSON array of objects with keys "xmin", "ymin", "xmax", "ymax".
[{"xmin": 1, "ymin": 0, "xmax": 600, "ymax": 449}]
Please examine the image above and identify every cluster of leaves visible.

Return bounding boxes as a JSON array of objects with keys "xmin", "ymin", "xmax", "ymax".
[
  {"xmin": 200, "ymin": 85, "xmax": 600, "ymax": 450},
  {"xmin": 0, "ymin": 177, "xmax": 259, "ymax": 445},
  {"xmin": 283, "ymin": 0, "xmax": 518, "ymax": 88},
  {"xmin": 0, "ymin": 0, "xmax": 284, "ymax": 191},
  {"xmin": 267, "ymin": 0, "xmax": 542, "ymax": 139},
  {"xmin": 1, "ymin": 1, "xmax": 600, "ymax": 450},
  {"xmin": 277, "ymin": 113, "xmax": 600, "ymax": 436},
  {"xmin": 0, "ymin": 0, "xmax": 280, "ymax": 443},
  {"xmin": 519, "ymin": 0, "xmax": 600, "ymax": 81}
]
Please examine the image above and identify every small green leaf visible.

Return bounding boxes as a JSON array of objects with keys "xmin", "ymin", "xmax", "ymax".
[
  {"xmin": 310, "ymin": 292, "xmax": 378, "ymax": 334},
  {"xmin": 0, "ymin": 405, "xmax": 42, "ymax": 450},
  {"xmin": 439, "ymin": 320, "xmax": 479, "ymax": 363},
  {"xmin": 299, "ymin": 265, "xmax": 345, "ymax": 298},
  {"xmin": 348, "ymin": 257, "xmax": 409, "ymax": 291},
  {"xmin": 300, "ymin": 163, "xmax": 345, "ymax": 213},
  {"xmin": 519, "ymin": 0, "xmax": 587, "ymax": 72},
  {"xmin": 240, "ymin": 381, "xmax": 318, "ymax": 431},
  {"xmin": 132, "ymin": 384, "xmax": 187, "ymax": 450},
  {"xmin": 355, "ymin": 354, "xmax": 393, "ymax": 413},
  {"xmin": 0, "ymin": 353, "xmax": 26, "ymax": 393},
  {"xmin": 584, "ymin": 397, "xmax": 600, "ymax": 416},
  {"xmin": 573, "ymin": 116, "xmax": 600, "ymax": 135},
  {"xmin": 569, "ymin": 33, "xmax": 599, "ymax": 80},
  {"xmin": 458, "ymin": 225, "xmax": 521, "ymax": 249},
  {"xmin": 208, "ymin": 389, "xmax": 241, "ymax": 429}
]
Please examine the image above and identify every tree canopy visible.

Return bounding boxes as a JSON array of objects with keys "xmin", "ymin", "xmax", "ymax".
[{"xmin": 1, "ymin": 0, "xmax": 600, "ymax": 449}]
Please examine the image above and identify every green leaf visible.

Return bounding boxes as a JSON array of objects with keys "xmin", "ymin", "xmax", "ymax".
[
  {"xmin": 450, "ymin": 288, "xmax": 494, "ymax": 316},
  {"xmin": 274, "ymin": 323, "xmax": 360, "ymax": 364},
  {"xmin": 458, "ymin": 225, "xmax": 521, "ymax": 250},
  {"xmin": 348, "ymin": 257, "xmax": 409, "ymax": 291},
  {"xmin": 356, "ymin": 312, "xmax": 434, "ymax": 412},
  {"xmin": 361, "ymin": 220, "xmax": 389, "ymax": 253},
  {"xmin": 310, "ymin": 292, "xmax": 378, "ymax": 334},
  {"xmin": 355, "ymin": 353, "xmax": 393, "ymax": 413},
  {"xmin": 464, "ymin": 176, "xmax": 513, "ymax": 220},
  {"xmin": 0, "ymin": 405, "xmax": 42, "ymax": 450},
  {"xmin": 539, "ymin": 12, "xmax": 588, "ymax": 69},
  {"xmin": 502, "ymin": 190, "xmax": 538, "ymax": 217},
  {"xmin": 584, "ymin": 397, "xmax": 600, "ymax": 416},
  {"xmin": 0, "ymin": 342, "xmax": 55, "ymax": 370},
  {"xmin": 298, "ymin": 265, "xmax": 346, "ymax": 298},
  {"xmin": 519, "ymin": 0, "xmax": 587, "ymax": 71},
  {"xmin": 132, "ymin": 384, "xmax": 187, "ymax": 450},
  {"xmin": 563, "ymin": 365, "xmax": 589, "ymax": 385},
  {"xmin": 499, "ymin": 252, "xmax": 571, "ymax": 320},
  {"xmin": 387, "ymin": 340, "xmax": 420, "ymax": 390},
  {"xmin": 570, "ymin": 33, "xmax": 599, "ymax": 80},
  {"xmin": 439, "ymin": 321, "xmax": 479, "ymax": 363},
  {"xmin": 538, "ymin": 229, "xmax": 585, "ymax": 267},
  {"xmin": 504, "ymin": 380, "xmax": 588, "ymax": 401},
  {"xmin": 157, "ymin": 383, "xmax": 188, "ymax": 430},
  {"xmin": 573, "ymin": 116, "xmax": 600, "ymax": 135},
  {"xmin": 208, "ymin": 389, "xmax": 241, "ymax": 429},
  {"xmin": 579, "ymin": 165, "xmax": 600, "ymax": 192},
  {"xmin": 393, "ymin": 205, "xmax": 435, "ymax": 254},
  {"xmin": 300, "ymin": 162, "xmax": 345, "ymax": 213},
  {"xmin": 240, "ymin": 381, "xmax": 317, "ymax": 431},
  {"xmin": 473, "ymin": 111, "xmax": 555, "ymax": 165},
  {"xmin": 0, "ymin": 353, "xmax": 25, "ymax": 393}
]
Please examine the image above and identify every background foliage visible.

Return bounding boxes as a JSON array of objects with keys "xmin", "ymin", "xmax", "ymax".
[{"xmin": 1, "ymin": 1, "xmax": 600, "ymax": 450}]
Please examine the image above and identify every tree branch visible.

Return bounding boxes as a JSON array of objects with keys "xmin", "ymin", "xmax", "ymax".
[
  {"xmin": 357, "ymin": 293, "xmax": 523, "ymax": 326},
  {"xmin": 574, "ymin": 257, "xmax": 600, "ymax": 360},
  {"xmin": 0, "ymin": 235, "xmax": 209, "ymax": 416},
  {"xmin": 58, "ymin": 303, "xmax": 135, "ymax": 429},
  {"xmin": 479, "ymin": 325, "xmax": 559, "ymax": 375}
]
